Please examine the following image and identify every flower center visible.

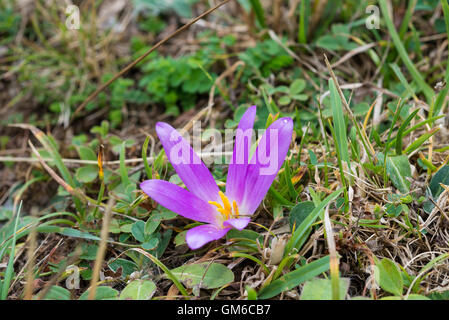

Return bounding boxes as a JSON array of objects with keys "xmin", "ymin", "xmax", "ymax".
[{"xmin": 208, "ymin": 191, "xmax": 239, "ymax": 221}]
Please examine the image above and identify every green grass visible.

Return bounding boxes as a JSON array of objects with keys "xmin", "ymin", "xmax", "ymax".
[{"xmin": 1, "ymin": 0, "xmax": 449, "ymax": 301}]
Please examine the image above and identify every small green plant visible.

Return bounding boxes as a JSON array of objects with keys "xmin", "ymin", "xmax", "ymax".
[
  {"xmin": 263, "ymin": 79, "xmax": 308, "ymax": 106},
  {"xmin": 239, "ymin": 39, "xmax": 294, "ymax": 81},
  {"xmin": 316, "ymin": 24, "xmax": 358, "ymax": 51}
]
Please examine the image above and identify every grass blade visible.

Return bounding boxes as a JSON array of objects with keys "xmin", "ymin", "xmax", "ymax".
[
  {"xmin": 378, "ymin": 0, "xmax": 434, "ymax": 103},
  {"xmin": 120, "ymin": 141, "xmax": 131, "ymax": 186},
  {"xmin": 286, "ymin": 188, "xmax": 343, "ymax": 253},
  {"xmin": 434, "ymin": 0, "xmax": 449, "ymax": 117},
  {"xmin": 142, "ymin": 136, "xmax": 153, "ymax": 179},
  {"xmin": 390, "ymin": 63, "xmax": 418, "ymax": 100},
  {"xmin": 1, "ymin": 201, "xmax": 22, "ymax": 300},
  {"xmin": 398, "ymin": 0, "xmax": 417, "ymax": 39},
  {"xmin": 330, "ymin": 78, "xmax": 350, "ymax": 165},
  {"xmin": 249, "ymin": 0, "xmax": 266, "ymax": 28},
  {"xmin": 298, "ymin": 0, "xmax": 309, "ymax": 43},
  {"xmin": 405, "ymin": 128, "xmax": 440, "ymax": 155},
  {"xmin": 258, "ymin": 255, "xmax": 330, "ymax": 299},
  {"xmin": 395, "ymin": 109, "xmax": 420, "ymax": 155}
]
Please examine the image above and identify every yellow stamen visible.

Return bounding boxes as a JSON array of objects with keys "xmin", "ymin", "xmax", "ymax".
[
  {"xmin": 219, "ymin": 191, "xmax": 232, "ymax": 214},
  {"xmin": 209, "ymin": 201, "xmax": 222, "ymax": 209},
  {"xmin": 208, "ymin": 192, "xmax": 240, "ymax": 223}
]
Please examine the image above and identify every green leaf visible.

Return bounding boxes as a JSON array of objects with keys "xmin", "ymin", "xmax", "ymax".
[
  {"xmin": 246, "ymin": 286, "xmax": 258, "ymax": 300},
  {"xmin": 75, "ymin": 166, "xmax": 98, "ymax": 183},
  {"xmin": 395, "ymin": 109, "xmax": 420, "ymax": 155},
  {"xmin": 119, "ymin": 280, "xmax": 156, "ymax": 300},
  {"xmin": 170, "ymin": 262, "xmax": 234, "ymax": 290},
  {"xmin": 289, "ymin": 201, "xmax": 315, "ymax": 231},
  {"xmin": 287, "ymin": 188, "xmax": 343, "ymax": 252},
  {"xmin": 59, "ymin": 228, "xmax": 101, "ymax": 241},
  {"xmin": 301, "ymin": 278, "xmax": 350, "ymax": 300},
  {"xmin": 108, "ymin": 258, "xmax": 138, "ymax": 277},
  {"xmin": 316, "ymin": 35, "xmax": 341, "ymax": 51},
  {"xmin": 156, "ymin": 207, "xmax": 177, "ymax": 220},
  {"xmin": 155, "ymin": 229, "xmax": 172, "ymax": 258},
  {"xmin": 330, "ymin": 78, "xmax": 349, "ymax": 165},
  {"xmin": 290, "ymin": 79, "xmax": 306, "ymax": 94},
  {"xmin": 424, "ymin": 165, "xmax": 449, "ymax": 213},
  {"xmin": 227, "ymin": 229, "xmax": 261, "ymax": 242},
  {"xmin": 258, "ymin": 255, "xmax": 330, "ymax": 299},
  {"xmin": 142, "ymin": 237, "xmax": 159, "ymax": 250},
  {"xmin": 291, "ymin": 94, "xmax": 308, "ymax": 101},
  {"xmin": 278, "ymin": 95, "xmax": 291, "ymax": 106},
  {"xmin": 380, "ymin": 296, "xmax": 402, "ymax": 300},
  {"xmin": 79, "ymin": 287, "xmax": 119, "ymax": 300},
  {"xmin": 77, "ymin": 146, "xmax": 97, "ymax": 161},
  {"xmin": 428, "ymin": 290, "xmax": 449, "ymax": 300},
  {"xmin": 42, "ymin": 286, "xmax": 71, "ymax": 300},
  {"xmin": 131, "ymin": 220, "xmax": 146, "ymax": 243},
  {"xmin": 226, "ymin": 229, "xmax": 263, "ymax": 251},
  {"xmin": 316, "ymin": 24, "xmax": 357, "ymax": 51},
  {"xmin": 268, "ymin": 85, "xmax": 289, "ymax": 94},
  {"xmin": 404, "ymin": 128, "xmax": 439, "ymax": 155},
  {"xmin": 406, "ymin": 294, "xmax": 430, "ymax": 300},
  {"xmin": 174, "ymin": 230, "xmax": 187, "ymax": 246},
  {"xmin": 379, "ymin": 153, "xmax": 412, "ymax": 193},
  {"xmin": 79, "ymin": 244, "xmax": 98, "ymax": 260},
  {"xmin": 144, "ymin": 214, "xmax": 162, "ymax": 235},
  {"xmin": 375, "ymin": 258, "xmax": 403, "ymax": 296},
  {"xmin": 120, "ymin": 223, "xmax": 133, "ymax": 233}
]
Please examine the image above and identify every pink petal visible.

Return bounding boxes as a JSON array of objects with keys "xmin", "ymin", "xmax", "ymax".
[
  {"xmin": 156, "ymin": 122, "xmax": 220, "ymax": 203},
  {"xmin": 140, "ymin": 180, "xmax": 219, "ymax": 225},
  {"xmin": 185, "ymin": 224, "xmax": 230, "ymax": 250},
  {"xmin": 223, "ymin": 218, "xmax": 251, "ymax": 230},
  {"xmin": 226, "ymin": 105, "xmax": 257, "ymax": 205},
  {"xmin": 240, "ymin": 117, "xmax": 293, "ymax": 214}
]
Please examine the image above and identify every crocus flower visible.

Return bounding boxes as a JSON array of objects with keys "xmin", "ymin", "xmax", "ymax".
[{"xmin": 140, "ymin": 106, "xmax": 293, "ymax": 249}]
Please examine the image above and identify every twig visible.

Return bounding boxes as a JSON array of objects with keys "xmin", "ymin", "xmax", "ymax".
[
  {"xmin": 324, "ymin": 205, "xmax": 340, "ymax": 300},
  {"xmin": 0, "ymin": 152, "xmax": 233, "ymax": 166},
  {"xmin": 23, "ymin": 210, "xmax": 38, "ymax": 300},
  {"xmin": 88, "ymin": 197, "xmax": 114, "ymax": 300}
]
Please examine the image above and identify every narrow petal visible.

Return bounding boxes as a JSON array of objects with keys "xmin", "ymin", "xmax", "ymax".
[
  {"xmin": 240, "ymin": 117, "xmax": 293, "ymax": 215},
  {"xmin": 223, "ymin": 217, "xmax": 251, "ymax": 231},
  {"xmin": 226, "ymin": 105, "xmax": 257, "ymax": 205},
  {"xmin": 156, "ymin": 122, "xmax": 220, "ymax": 203},
  {"xmin": 185, "ymin": 224, "xmax": 230, "ymax": 250},
  {"xmin": 140, "ymin": 180, "xmax": 219, "ymax": 225}
]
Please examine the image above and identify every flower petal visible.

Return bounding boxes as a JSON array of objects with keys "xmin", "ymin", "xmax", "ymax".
[
  {"xmin": 156, "ymin": 122, "xmax": 220, "ymax": 203},
  {"xmin": 223, "ymin": 217, "xmax": 251, "ymax": 231},
  {"xmin": 185, "ymin": 224, "xmax": 230, "ymax": 250},
  {"xmin": 226, "ymin": 105, "xmax": 257, "ymax": 205},
  {"xmin": 140, "ymin": 179, "xmax": 219, "ymax": 225},
  {"xmin": 240, "ymin": 117, "xmax": 293, "ymax": 215}
]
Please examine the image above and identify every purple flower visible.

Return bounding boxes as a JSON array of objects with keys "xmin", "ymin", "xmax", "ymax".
[{"xmin": 140, "ymin": 106, "xmax": 293, "ymax": 250}]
